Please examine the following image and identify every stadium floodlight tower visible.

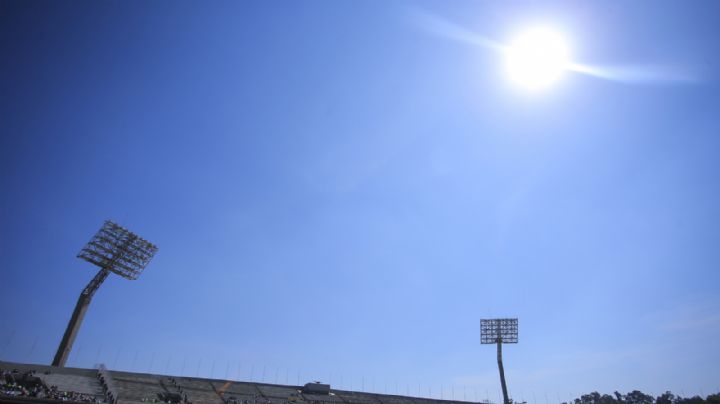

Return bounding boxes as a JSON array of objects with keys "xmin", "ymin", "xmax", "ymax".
[
  {"xmin": 52, "ymin": 220, "xmax": 158, "ymax": 367},
  {"xmin": 481, "ymin": 318, "xmax": 518, "ymax": 404}
]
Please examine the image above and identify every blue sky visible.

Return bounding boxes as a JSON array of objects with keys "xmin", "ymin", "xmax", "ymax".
[{"xmin": 1, "ymin": 1, "xmax": 719, "ymax": 401}]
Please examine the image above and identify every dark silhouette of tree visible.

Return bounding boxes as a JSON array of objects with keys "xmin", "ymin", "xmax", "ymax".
[
  {"xmin": 624, "ymin": 390, "xmax": 655, "ymax": 404},
  {"xmin": 675, "ymin": 396, "xmax": 705, "ymax": 404},
  {"xmin": 656, "ymin": 391, "xmax": 676, "ymax": 404},
  {"xmin": 570, "ymin": 391, "xmax": 717, "ymax": 404},
  {"xmin": 706, "ymin": 394, "xmax": 720, "ymax": 404},
  {"xmin": 574, "ymin": 392, "xmax": 618, "ymax": 404}
]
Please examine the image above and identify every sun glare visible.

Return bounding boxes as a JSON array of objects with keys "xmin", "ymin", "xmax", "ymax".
[{"xmin": 505, "ymin": 27, "xmax": 570, "ymax": 91}]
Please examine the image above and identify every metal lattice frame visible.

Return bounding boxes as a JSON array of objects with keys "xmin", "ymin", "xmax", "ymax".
[
  {"xmin": 481, "ymin": 318, "xmax": 518, "ymax": 344},
  {"xmin": 77, "ymin": 220, "xmax": 158, "ymax": 280}
]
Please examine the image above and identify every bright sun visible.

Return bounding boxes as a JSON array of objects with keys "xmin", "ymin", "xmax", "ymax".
[{"xmin": 505, "ymin": 27, "xmax": 570, "ymax": 91}]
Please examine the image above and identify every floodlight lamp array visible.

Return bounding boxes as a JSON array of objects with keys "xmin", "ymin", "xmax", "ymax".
[
  {"xmin": 481, "ymin": 318, "xmax": 518, "ymax": 344},
  {"xmin": 77, "ymin": 220, "xmax": 158, "ymax": 280}
]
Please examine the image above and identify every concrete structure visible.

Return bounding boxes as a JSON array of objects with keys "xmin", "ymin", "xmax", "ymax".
[{"xmin": 1, "ymin": 361, "xmax": 486, "ymax": 404}]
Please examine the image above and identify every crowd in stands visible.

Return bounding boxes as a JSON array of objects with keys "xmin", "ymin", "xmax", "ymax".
[
  {"xmin": 228, "ymin": 396, "xmax": 275, "ymax": 404},
  {"xmin": 1, "ymin": 368, "xmax": 101, "ymax": 403},
  {"xmin": 221, "ymin": 392, "xmax": 290, "ymax": 404}
]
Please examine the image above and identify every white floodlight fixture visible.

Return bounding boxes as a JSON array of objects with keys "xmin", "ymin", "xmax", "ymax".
[{"xmin": 481, "ymin": 318, "xmax": 518, "ymax": 344}]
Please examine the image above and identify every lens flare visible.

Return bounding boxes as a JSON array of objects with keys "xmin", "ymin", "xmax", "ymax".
[{"xmin": 504, "ymin": 27, "xmax": 571, "ymax": 90}]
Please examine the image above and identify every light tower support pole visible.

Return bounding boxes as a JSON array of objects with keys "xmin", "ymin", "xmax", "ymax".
[
  {"xmin": 497, "ymin": 338, "xmax": 509, "ymax": 404},
  {"xmin": 52, "ymin": 268, "xmax": 110, "ymax": 367}
]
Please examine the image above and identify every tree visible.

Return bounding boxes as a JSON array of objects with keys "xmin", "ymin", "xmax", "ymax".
[
  {"xmin": 624, "ymin": 390, "xmax": 654, "ymax": 404},
  {"xmin": 655, "ymin": 391, "xmax": 675, "ymax": 404},
  {"xmin": 675, "ymin": 396, "xmax": 704, "ymax": 404},
  {"xmin": 575, "ymin": 392, "xmax": 619, "ymax": 404},
  {"xmin": 706, "ymin": 394, "xmax": 720, "ymax": 404}
]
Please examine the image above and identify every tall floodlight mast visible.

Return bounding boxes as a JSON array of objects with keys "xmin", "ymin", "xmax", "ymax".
[
  {"xmin": 52, "ymin": 221, "xmax": 158, "ymax": 367},
  {"xmin": 481, "ymin": 318, "xmax": 518, "ymax": 404}
]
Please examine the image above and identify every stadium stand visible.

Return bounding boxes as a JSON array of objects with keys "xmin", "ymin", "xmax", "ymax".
[
  {"xmin": 212, "ymin": 380, "xmax": 272, "ymax": 404},
  {"xmin": 333, "ymin": 391, "xmax": 382, "ymax": 404},
  {"xmin": 1, "ymin": 362, "xmax": 104, "ymax": 403},
  {"xmin": 37, "ymin": 373, "xmax": 104, "ymax": 397},
  {"xmin": 0, "ymin": 361, "xmax": 479, "ymax": 404},
  {"xmin": 171, "ymin": 378, "xmax": 222, "ymax": 404},
  {"xmin": 259, "ymin": 384, "xmax": 306, "ymax": 402},
  {"xmin": 111, "ymin": 375, "xmax": 163, "ymax": 403},
  {"xmin": 374, "ymin": 396, "xmax": 418, "ymax": 404}
]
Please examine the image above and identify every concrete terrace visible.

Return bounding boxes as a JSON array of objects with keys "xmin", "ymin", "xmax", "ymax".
[{"xmin": 1, "ymin": 361, "xmax": 484, "ymax": 404}]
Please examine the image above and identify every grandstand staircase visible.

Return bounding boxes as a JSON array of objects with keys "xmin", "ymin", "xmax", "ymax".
[
  {"xmin": 159, "ymin": 377, "xmax": 185, "ymax": 403},
  {"xmin": 98, "ymin": 364, "xmax": 119, "ymax": 404}
]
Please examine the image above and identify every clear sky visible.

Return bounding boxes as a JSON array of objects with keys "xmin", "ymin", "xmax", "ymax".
[{"xmin": 1, "ymin": 1, "xmax": 719, "ymax": 402}]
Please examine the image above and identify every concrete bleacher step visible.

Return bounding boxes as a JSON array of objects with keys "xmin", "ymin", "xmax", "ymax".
[
  {"xmin": 336, "ymin": 391, "xmax": 384, "ymax": 404},
  {"xmin": 112, "ymin": 376, "xmax": 165, "ymax": 403},
  {"xmin": 213, "ymin": 381, "xmax": 262, "ymax": 397},
  {"xmin": 36, "ymin": 372, "xmax": 104, "ymax": 396},
  {"xmin": 257, "ymin": 384, "xmax": 300, "ymax": 399},
  {"xmin": 212, "ymin": 381, "xmax": 266, "ymax": 404},
  {"xmin": 173, "ymin": 379, "xmax": 224, "ymax": 404}
]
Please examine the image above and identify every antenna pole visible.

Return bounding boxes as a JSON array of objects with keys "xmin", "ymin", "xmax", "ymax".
[{"xmin": 52, "ymin": 268, "xmax": 110, "ymax": 367}]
